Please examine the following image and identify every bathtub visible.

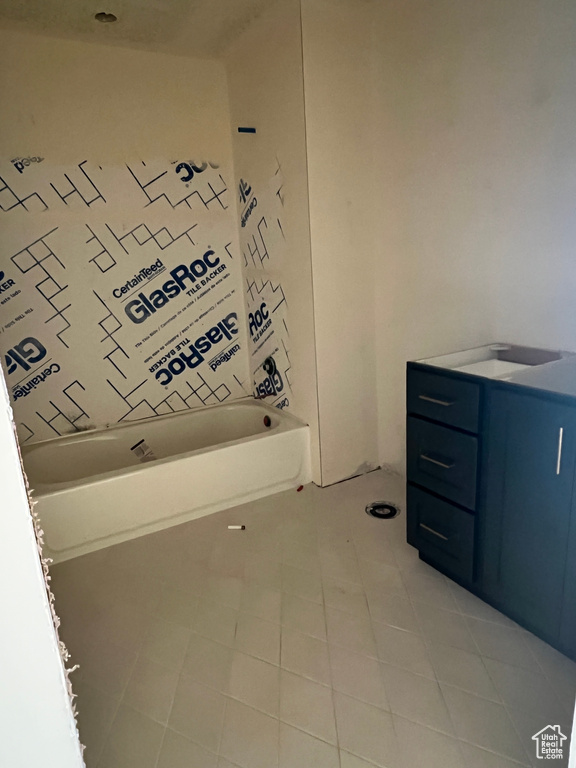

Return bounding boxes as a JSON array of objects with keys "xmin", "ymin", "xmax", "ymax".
[{"xmin": 21, "ymin": 399, "xmax": 311, "ymax": 563}]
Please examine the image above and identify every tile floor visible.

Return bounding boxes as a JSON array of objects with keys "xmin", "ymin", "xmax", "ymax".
[{"xmin": 49, "ymin": 470, "xmax": 576, "ymax": 768}]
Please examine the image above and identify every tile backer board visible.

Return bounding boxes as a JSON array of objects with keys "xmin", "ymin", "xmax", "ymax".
[
  {"xmin": 238, "ymin": 160, "xmax": 293, "ymax": 412},
  {"xmin": 0, "ymin": 158, "xmax": 251, "ymax": 444}
]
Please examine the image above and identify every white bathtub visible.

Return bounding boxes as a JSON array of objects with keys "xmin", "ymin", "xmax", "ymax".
[{"xmin": 21, "ymin": 399, "xmax": 311, "ymax": 563}]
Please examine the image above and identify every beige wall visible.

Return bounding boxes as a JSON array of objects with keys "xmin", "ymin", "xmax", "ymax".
[
  {"xmin": 225, "ymin": 0, "xmax": 322, "ymax": 483},
  {"xmin": 372, "ymin": 0, "xmax": 576, "ymax": 471},
  {"xmin": 372, "ymin": 0, "xmax": 494, "ymax": 471},
  {"xmin": 301, "ymin": 0, "xmax": 380, "ymax": 486},
  {"xmin": 0, "ymin": 28, "xmax": 233, "ymax": 161},
  {"xmin": 479, "ymin": 0, "xmax": 576, "ymax": 350},
  {"xmin": 300, "ymin": 0, "xmax": 576, "ymax": 480},
  {"xmin": 0, "ymin": 370, "xmax": 83, "ymax": 767}
]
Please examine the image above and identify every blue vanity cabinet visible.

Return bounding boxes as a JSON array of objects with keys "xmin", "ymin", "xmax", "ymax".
[
  {"xmin": 560, "ymin": 515, "xmax": 576, "ymax": 656},
  {"xmin": 406, "ymin": 363, "xmax": 481, "ymax": 585},
  {"xmin": 481, "ymin": 387, "xmax": 576, "ymax": 647},
  {"xmin": 407, "ymin": 357, "xmax": 576, "ymax": 659}
]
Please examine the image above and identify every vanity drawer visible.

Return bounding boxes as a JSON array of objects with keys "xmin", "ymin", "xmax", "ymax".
[
  {"xmin": 407, "ymin": 485, "xmax": 475, "ymax": 583},
  {"xmin": 407, "ymin": 416, "xmax": 478, "ymax": 510},
  {"xmin": 407, "ymin": 367, "xmax": 480, "ymax": 433}
]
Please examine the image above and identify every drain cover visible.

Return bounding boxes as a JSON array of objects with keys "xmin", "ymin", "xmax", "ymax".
[{"xmin": 365, "ymin": 501, "xmax": 400, "ymax": 520}]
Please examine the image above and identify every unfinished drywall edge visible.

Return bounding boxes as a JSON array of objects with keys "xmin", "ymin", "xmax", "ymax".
[
  {"xmin": 29, "ymin": 499, "xmax": 83, "ymax": 748},
  {"xmin": 16, "ymin": 418, "xmax": 84, "ymax": 747},
  {"xmin": 1, "ymin": 380, "xmax": 85, "ymax": 762}
]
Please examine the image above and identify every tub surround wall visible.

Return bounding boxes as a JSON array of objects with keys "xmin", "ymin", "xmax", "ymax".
[
  {"xmin": 0, "ymin": 160, "xmax": 250, "ymax": 444},
  {"xmin": 234, "ymin": 162, "xmax": 292, "ymax": 411},
  {"xmin": 300, "ymin": 0, "xmax": 379, "ymax": 485},
  {"xmin": 225, "ymin": 0, "xmax": 321, "ymax": 484},
  {"xmin": 0, "ymin": 31, "xmax": 252, "ymax": 444}
]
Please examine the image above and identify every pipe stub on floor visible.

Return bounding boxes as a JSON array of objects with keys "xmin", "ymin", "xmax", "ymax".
[{"xmin": 365, "ymin": 501, "xmax": 400, "ymax": 520}]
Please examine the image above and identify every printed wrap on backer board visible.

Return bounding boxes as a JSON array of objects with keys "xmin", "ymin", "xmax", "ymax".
[
  {"xmin": 0, "ymin": 158, "xmax": 251, "ymax": 444},
  {"xmin": 237, "ymin": 160, "xmax": 292, "ymax": 412}
]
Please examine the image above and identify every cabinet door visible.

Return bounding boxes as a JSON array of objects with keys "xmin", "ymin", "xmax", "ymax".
[
  {"xmin": 560, "ymin": 504, "xmax": 576, "ymax": 656},
  {"xmin": 482, "ymin": 389, "xmax": 576, "ymax": 641}
]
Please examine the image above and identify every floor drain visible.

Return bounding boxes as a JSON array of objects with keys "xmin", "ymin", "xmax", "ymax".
[{"xmin": 365, "ymin": 501, "xmax": 400, "ymax": 520}]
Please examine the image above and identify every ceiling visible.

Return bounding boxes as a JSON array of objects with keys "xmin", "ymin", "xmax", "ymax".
[{"xmin": 0, "ymin": 0, "xmax": 280, "ymax": 57}]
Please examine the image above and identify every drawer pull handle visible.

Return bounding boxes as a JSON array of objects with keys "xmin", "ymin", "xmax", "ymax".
[
  {"xmin": 419, "ymin": 523, "xmax": 449, "ymax": 541},
  {"xmin": 420, "ymin": 453, "xmax": 455, "ymax": 470},
  {"xmin": 556, "ymin": 427, "xmax": 564, "ymax": 475},
  {"xmin": 418, "ymin": 395, "xmax": 454, "ymax": 407}
]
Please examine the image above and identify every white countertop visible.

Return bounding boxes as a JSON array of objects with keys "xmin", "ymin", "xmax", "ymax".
[
  {"xmin": 416, "ymin": 344, "xmax": 576, "ymax": 397},
  {"xmin": 452, "ymin": 359, "xmax": 530, "ymax": 380},
  {"xmin": 504, "ymin": 355, "xmax": 576, "ymax": 397}
]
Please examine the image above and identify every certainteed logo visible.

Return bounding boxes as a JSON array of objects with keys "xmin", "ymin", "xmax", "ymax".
[
  {"xmin": 112, "ymin": 258, "xmax": 165, "ymax": 298},
  {"xmin": 10, "ymin": 156, "xmax": 44, "ymax": 174}
]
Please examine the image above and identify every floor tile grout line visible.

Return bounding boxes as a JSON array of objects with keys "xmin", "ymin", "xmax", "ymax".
[
  {"xmin": 284, "ymin": 625, "xmax": 572, "ymax": 732},
  {"xmin": 318, "ymin": 552, "xmax": 343, "ymax": 766},
  {"xmin": 276, "ymin": 600, "xmax": 283, "ymax": 768},
  {"xmin": 438, "ymin": 678, "xmax": 536, "ymax": 766},
  {"xmin": 392, "ymin": 710, "xmax": 475, "ymax": 768},
  {"xmin": 93, "ymin": 635, "xmax": 144, "ymax": 767},
  {"xmin": 216, "ymin": 696, "xmax": 232, "ymax": 765},
  {"xmin": 346, "ymin": 529, "xmax": 385, "ymax": 665},
  {"xmin": 416, "ymin": 691, "xmax": 533, "ymax": 764},
  {"xmin": 502, "ymin": 697, "xmax": 566, "ymax": 767},
  {"xmin": 58, "ymin": 472, "xmax": 576, "ymax": 768},
  {"xmin": 219, "ymin": 685, "xmax": 345, "ymax": 761},
  {"xmin": 471, "ymin": 630, "xmax": 552, "ymax": 708},
  {"xmin": 312, "ymin": 500, "xmax": 347, "ymax": 768},
  {"xmin": 150, "ymin": 605, "xmax": 195, "ymax": 768},
  {"xmin": 155, "ymin": 606, "xmax": 198, "ymax": 768},
  {"xmin": 89, "ymin": 681, "xmax": 123, "ymax": 768},
  {"xmin": 430, "ymin": 667, "xmax": 502, "ymax": 705},
  {"xmin": 518, "ymin": 635, "xmax": 576, "ymax": 709},
  {"xmin": 395, "ymin": 550, "xmax": 547, "ymax": 708},
  {"xmin": 395, "ymin": 558, "xmax": 470, "ymax": 753},
  {"xmin": 455, "ymin": 735, "xmax": 533, "ymax": 768},
  {"xmin": 338, "ymin": 749, "xmax": 389, "ymax": 768},
  {"xmin": 279, "ymin": 716, "xmax": 341, "ymax": 749}
]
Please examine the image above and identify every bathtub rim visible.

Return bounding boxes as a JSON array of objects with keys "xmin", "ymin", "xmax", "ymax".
[
  {"xmin": 41, "ymin": 438, "xmax": 311, "ymax": 562},
  {"xmin": 21, "ymin": 398, "xmax": 307, "ymax": 497}
]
